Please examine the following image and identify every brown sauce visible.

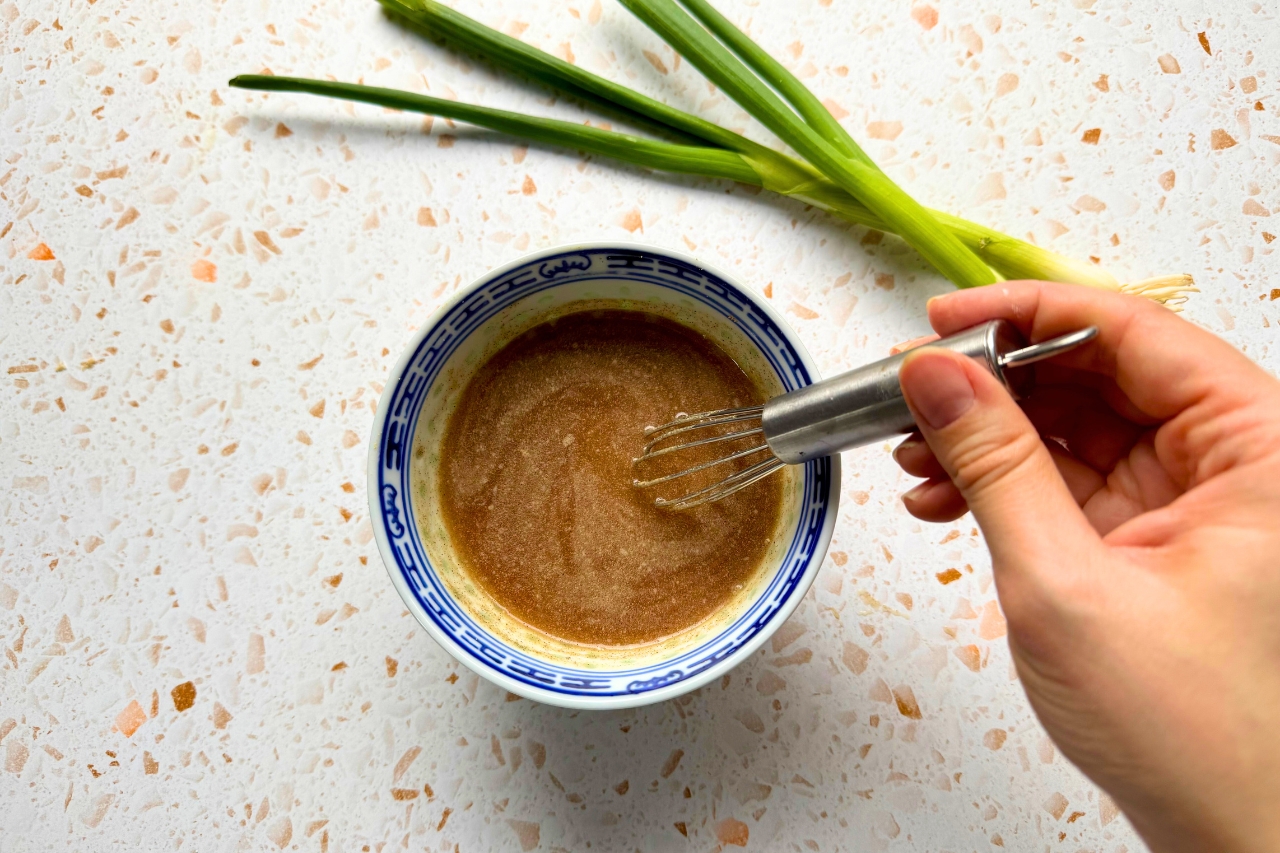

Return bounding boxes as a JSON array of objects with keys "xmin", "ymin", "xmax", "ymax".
[{"xmin": 438, "ymin": 310, "xmax": 784, "ymax": 646}]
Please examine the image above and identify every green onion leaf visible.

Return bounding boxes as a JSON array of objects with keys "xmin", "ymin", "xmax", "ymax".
[
  {"xmin": 673, "ymin": 0, "xmax": 870, "ymax": 164},
  {"xmin": 227, "ymin": 75, "xmax": 763, "ymax": 185},
  {"xmin": 618, "ymin": 0, "xmax": 997, "ymax": 289}
]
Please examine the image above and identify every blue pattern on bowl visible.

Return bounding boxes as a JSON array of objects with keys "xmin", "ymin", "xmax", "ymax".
[{"xmin": 374, "ymin": 247, "xmax": 836, "ymax": 698}]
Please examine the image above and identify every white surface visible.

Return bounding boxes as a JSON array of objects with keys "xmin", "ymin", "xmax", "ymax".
[{"xmin": 2, "ymin": 0, "xmax": 1277, "ymax": 850}]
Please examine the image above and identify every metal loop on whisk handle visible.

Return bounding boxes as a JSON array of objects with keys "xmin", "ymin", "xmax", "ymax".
[
  {"xmin": 762, "ymin": 320, "xmax": 1098, "ymax": 464},
  {"xmin": 634, "ymin": 320, "xmax": 1097, "ymax": 509}
]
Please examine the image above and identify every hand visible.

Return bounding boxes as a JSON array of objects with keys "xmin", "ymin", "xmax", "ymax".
[{"xmin": 893, "ymin": 281, "xmax": 1280, "ymax": 853}]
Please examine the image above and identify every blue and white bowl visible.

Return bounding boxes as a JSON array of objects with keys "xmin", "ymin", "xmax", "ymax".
[{"xmin": 368, "ymin": 243, "xmax": 840, "ymax": 709}]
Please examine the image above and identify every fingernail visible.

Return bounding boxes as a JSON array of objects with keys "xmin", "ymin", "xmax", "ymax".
[
  {"xmin": 902, "ymin": 353, "xmax": 976, "ymax": 430},
  {"xmin": 892, "ymin": 436, "xmax": 923, "ymax": 462},
  {"xmin": 903, "ymin": 481, "xmax": 931, "ymax": 503}
]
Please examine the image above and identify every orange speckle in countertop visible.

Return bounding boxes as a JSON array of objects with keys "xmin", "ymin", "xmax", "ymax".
[
  {"xmin": 1197, "ymin": 32, "xmax": 1210, "ymax": 55},
  {"xmin": 1044, "ymin": 792, "xmax": 1069, "ymax": 820},
  {"xmin": 866, "ymin": 121, "xmax": 902, "ymax": 141},
  {"xmin": 716, "ymin": 818, "xmax": 749, "ymax": 847},
  {"xmin": 254, "ymin": 230, "xmax": 282, "ymax": 254},
  {"xmin": 892, "ymin": 685, "xmax": 923, "ymax": 719},
  {"xmin": 508, "ymin": 820, "xmax": 539, "ymax": 851},
  {"xmin": 621, "ymin": 208, "xmax": 643, "ymax": 233},
  {"xmin": 979, "ymin": 600, "xmax": 1007, "ymax": 639},
  {"xmin": 1081, "ymin": 127, "xmax": 1101, "ymax": 144},
  {"xmin": 171, "ymin": 681, "xmax": 196, "ymax": 712},
  {"xmin": 190, "ymin": 259, "xmax": 217, "ymax": 282},
  {"xmin": 936, "ymin": 568, "xmax": 963, "ymax": 584},
  {"xmin": 28, "ymin": 243, "xmax": 55, "ymax": 261},
  {"xmin": 1158, "ymin": 53, "xmax": 1181, "ymax": 74},
  {"xmin": 955, "ymin": 644, "xmax": 981, "ymax": 672},
  {"xmin": 521, "ymin": 175, "xmax": 536, "ymax": 195},
  {"xmin": 842, "ymin": 642, "xmax": 869, "ymax": 674},
  {"xmin": 642, "ymin": 49, "xmax": 668, "ymax": 74},
  {"xmin": 1211, "ymin": 129, "xmax": 1237, "ymax": 150},
  {"xmin": 911, "ymin": 5, "xmax": 938, "ymax": 30},
  {"xmin": 114, "ymin": 700, "xmax": 147, "ymax": 737}
]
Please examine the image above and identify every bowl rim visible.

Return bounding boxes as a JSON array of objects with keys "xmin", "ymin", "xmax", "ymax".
[{"xmin": 367, "ymin": 240, "xmax": 841, "ymax": 709}]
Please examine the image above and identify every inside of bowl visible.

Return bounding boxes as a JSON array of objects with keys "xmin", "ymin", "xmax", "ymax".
[{"xmin": 408, "ymin": 277, "xmax": 803, "ymax": 671}]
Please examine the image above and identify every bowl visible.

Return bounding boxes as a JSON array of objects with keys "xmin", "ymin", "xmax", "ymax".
[{"xmin": 368, "ymin": 242, "xmax": 840, "ymax": 709}]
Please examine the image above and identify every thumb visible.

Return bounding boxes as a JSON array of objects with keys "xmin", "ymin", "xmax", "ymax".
[{"xmin": 898, "ymin": 347, "xmax": 1095, "ymax": 569}]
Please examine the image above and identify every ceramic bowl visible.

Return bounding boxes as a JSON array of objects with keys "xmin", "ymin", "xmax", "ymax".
[{"xmin": 368, "ymin": 242, "xmax": 840, "ymax": 709}]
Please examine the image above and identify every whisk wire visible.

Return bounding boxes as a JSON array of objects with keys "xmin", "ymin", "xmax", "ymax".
[
  {"xmin": 641, "ymin": 406, "xmax": 764, "ymax": 451},
  {"xmin": 632, "ymin": 440, "xmax": 773, "ymax": 488},
  {"xmin": 633, "ymin": 404, "xmax": 784, "ymax": 508},
  {"xmin": 639, "ymin": 426, "xmax": 764, "ymax": 461},
  {"xmin": 653, "ymin": 456, "xmax": 786, "ymax": 510}
]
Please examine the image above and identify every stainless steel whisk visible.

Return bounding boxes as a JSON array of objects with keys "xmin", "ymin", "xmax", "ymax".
[{"xmin": 633, "ymin": 320, "xmax": 1098, "ymax": 509}]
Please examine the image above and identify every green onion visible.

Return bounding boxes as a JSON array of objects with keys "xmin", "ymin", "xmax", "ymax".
[
  {"xmin": 673, "ymin": 0, "xmax": 871, "ymax": 165},
  {"xmin": 617, "ymin": 0, "xmax": 996, "ymax": 289},
  {"xmin": 228, "ymin": 0, "xmax": 1194, "ymax": 306},
  {"xmin": 227, "ymin": 76, "xmax": 762, "ymax": 185},
  {"xmin": 377, "ymin": 0, "xmax": 730, "ymax": 149}
]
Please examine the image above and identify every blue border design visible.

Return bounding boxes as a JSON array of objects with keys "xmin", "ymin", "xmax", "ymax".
[{"xmin": 376, "ymin": 249, "xmax": 834, "ymax": 696}]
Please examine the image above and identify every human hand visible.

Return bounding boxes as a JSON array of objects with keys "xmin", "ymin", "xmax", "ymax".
[{"xmin": 893, "ymin": 281, "xmax": 1280, "ymax": 853}]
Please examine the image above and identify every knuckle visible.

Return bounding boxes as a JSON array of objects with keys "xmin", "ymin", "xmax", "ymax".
[{"xmin": 945, "ymin": 425, "xmax": 1044, "ymax": 496}]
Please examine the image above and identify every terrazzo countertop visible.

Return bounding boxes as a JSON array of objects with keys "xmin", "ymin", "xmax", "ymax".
[{"xmin": 3, "ymin": 0, "xmax": 1277, "ymax": 849}]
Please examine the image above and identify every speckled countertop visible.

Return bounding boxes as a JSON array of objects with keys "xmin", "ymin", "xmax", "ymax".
[{"xmin": 2, "ymin": 0, "xmax": 1277, "ymax": 850}]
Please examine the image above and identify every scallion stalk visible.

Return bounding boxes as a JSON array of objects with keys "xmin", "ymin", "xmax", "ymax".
[
  {"xmin": 618, "ymin": 0, "xmax": 996, "ymax": 290},
  {"xmin": 672, "ymin": 0, "xmax": 871, "ymax": 165},
  {"xmin": 227, "ymin": 76, "xmax": 762, "ymax": 185},
  {"xmin": 228, "ymin": 0, "xmax": 1195, "ymax": 307}
]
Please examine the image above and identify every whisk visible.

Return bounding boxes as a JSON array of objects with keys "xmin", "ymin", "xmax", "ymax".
[{"xmin": 634, "ymin": 320, "xmax": 1097, "ymax": 509}]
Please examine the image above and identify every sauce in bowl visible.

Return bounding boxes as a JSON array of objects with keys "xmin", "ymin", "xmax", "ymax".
[{"xmin": 438, "ymin": 310, "xmax": 783, "ymax": 646}]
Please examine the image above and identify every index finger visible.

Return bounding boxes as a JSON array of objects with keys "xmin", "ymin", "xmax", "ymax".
[{"xmin": 926, "ymin": 281, "xmax": 1268, "ymax": 423}]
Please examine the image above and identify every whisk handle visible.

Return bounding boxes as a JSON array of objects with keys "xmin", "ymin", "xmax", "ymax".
[{"xmin": 761, "ymin": 320, "xmax": 1093, "ymax": 465}]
